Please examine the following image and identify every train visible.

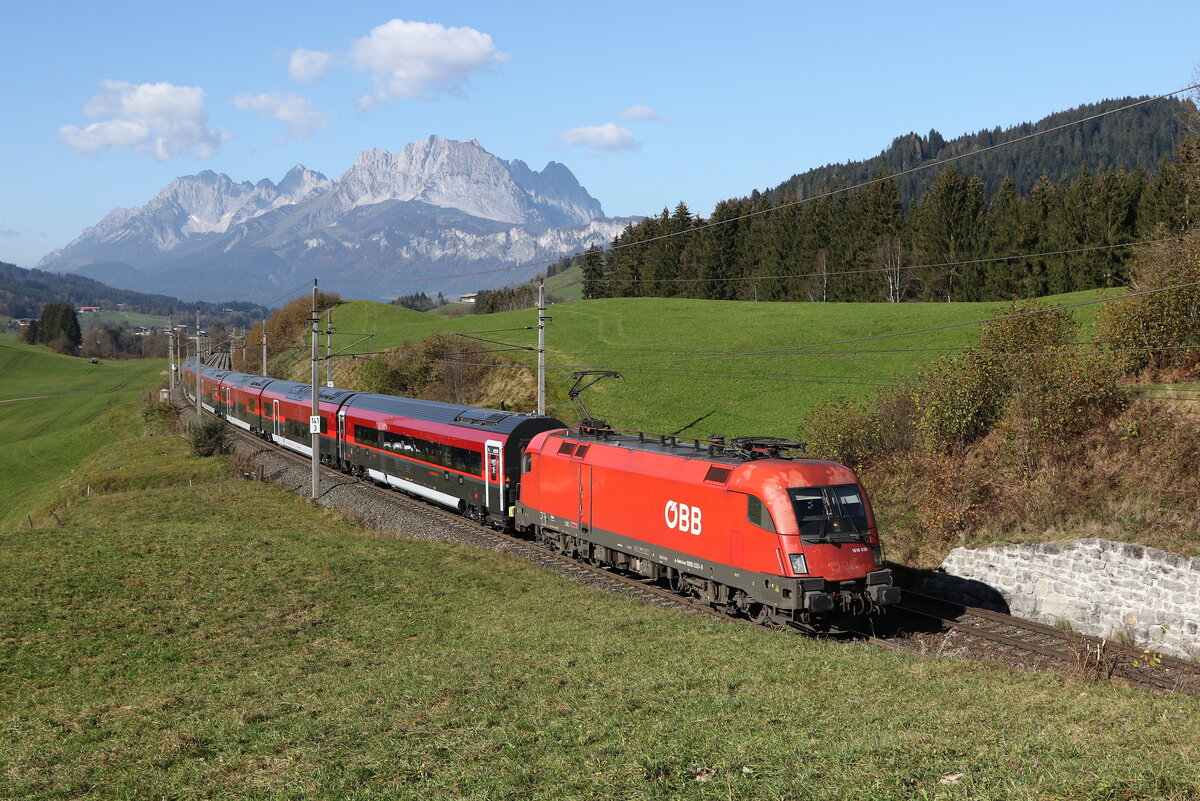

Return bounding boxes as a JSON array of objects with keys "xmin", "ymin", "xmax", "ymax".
[{"xmin": 182, "ymin": 357, "xmax": 899, "ymax": 628}]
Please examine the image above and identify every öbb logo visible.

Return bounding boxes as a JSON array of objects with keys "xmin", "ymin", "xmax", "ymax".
[{"xmin": 664, "ymin": 500, "xmax": 702, "ymax": 535}]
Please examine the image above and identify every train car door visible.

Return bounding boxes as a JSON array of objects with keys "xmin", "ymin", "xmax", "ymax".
[
  {"xmin": 336, "ymin": 410, "xmax": 347, "ymax": 466},
  {"xmin": 221, "ymin": 387, "xmax": 230, "ymax": 418},
  {"xmin": 484, "ymin": 440, "xmax": 502, "ymax": 514},
  {"xmin": 272, "ymin": 400, "xmax": 281, "ymax": 441}
]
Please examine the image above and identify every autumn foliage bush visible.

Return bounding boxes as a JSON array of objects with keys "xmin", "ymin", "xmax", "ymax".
[
  {"xmin": 358, "ymin": 333, "xmax": 537, "ymax": 410},
  {"xmin": 803, "ymin": 299, "xmax": 1133, "ymax": 561},
  {"xmin": 235, "ymin": 291, "xmax": 341, "ymax": 375},
  {"xmin": 1095, "ymin": 236, "xmax": 1200, "ymax": 380}
]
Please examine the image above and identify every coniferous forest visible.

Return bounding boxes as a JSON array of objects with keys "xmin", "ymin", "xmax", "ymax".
[{"xmin": 587, "ymin": 97, "xmax": 1198, "ymax": 304}]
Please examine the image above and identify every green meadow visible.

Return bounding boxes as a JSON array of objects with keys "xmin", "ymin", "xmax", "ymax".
[
  {"xmin": 0, "ymin": 331, "xmax": 164, "ymax": 529},
  {"xmin": 79, "ymin": 309, "xmax": 169, "ymax": 328},
  {"xmin": 1, "ymin": 341, "xmax": 1198, "ymax": 800},
  {"xmin": 320, "ymin": 288, "xmax": 1120, "ymax": 438}
]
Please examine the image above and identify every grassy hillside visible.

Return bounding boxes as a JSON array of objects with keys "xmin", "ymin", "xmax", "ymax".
[
  {"xmin": 306, "ymin": 289, "xmax": 1119, "ymax": 439},
  {"xmin": 80, "ymin": 309, "xmax": 169, "ymax": 328},
  {"xmin": 542, "ymin": 263, "xmax": 583, "ymax": 302},
  {"xmin": 2, "ymin": 359, "xmax": 1198, "ymax": 800},
  {"xmin": 0, "ymin": 331, "xmax": 164, "ymax": 528}
]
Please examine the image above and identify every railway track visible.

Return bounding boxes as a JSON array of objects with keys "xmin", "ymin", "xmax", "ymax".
[
  {"xmin": 864, "ymin": 590, "xmax": 1200, "ymax": 697},
  {"xmin": 183, "ymin": 400, "xmax": 1200, "ymax": 697}
]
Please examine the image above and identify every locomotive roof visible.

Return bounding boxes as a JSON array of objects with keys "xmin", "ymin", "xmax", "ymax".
[
  {"xmin": 551, "ymin": 430, "xmax": 812, "ymax": 466},
  {"xmin": 347, "ymin": 392, "xmax": 562, "ymax": 436}
]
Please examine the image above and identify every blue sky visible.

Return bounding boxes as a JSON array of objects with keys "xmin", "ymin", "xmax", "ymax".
[{"xmin": 2, "ymin": 1, "xmax": 1199, "ymax": 269}]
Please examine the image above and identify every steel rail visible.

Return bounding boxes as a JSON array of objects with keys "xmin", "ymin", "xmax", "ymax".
[{"xmin": 896, "ymin": 591, "xmax": 1200, "ymax": 696}]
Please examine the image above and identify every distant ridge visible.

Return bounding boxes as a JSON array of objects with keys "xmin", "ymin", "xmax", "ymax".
[
  {"xmin": 767, "ymin": 96, "xmax": 1192, "ymax": 205},
  {"xmin": 0, "ymin": 261, "xmax": 264, "ymax": 319}
]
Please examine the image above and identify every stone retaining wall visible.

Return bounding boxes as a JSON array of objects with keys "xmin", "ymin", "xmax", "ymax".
[{"xmin": 909, "ymin": 538, "xmax": 1200, "ymax": 659}]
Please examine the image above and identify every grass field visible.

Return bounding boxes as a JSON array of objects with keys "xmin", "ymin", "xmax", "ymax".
[
  {"xmin": 79, "ymin": 309, "xmax": 168, "ymax": 328},
  {"xmin": 0, "ymin": 331, "xmax": 165, "ymax": 528},
  {"xmin": 542, "ymin": 264, "xmax": 583, "ymax": 302},
  {"xmin": 2, "ymin": 366, "xmax": 1199, "ymax": 800},
  {"xmin": 310, "ymin": 289, "xmax": 1122, "ymax": 439}
]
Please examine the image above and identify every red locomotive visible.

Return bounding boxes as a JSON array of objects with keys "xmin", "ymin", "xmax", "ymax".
[
  {"xmin": 515, "ymin": 430, "xmax": 898, "ymax": 628},
  {"xmin": 183, "ymin": 358, "xmax": 898, "ymax": 627}
]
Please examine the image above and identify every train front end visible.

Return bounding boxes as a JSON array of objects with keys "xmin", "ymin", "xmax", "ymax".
[{"xmin": 729, "ymin": 458, "xmax": 901, "ymax": 622}]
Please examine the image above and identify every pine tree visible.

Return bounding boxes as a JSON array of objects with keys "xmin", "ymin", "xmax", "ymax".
[
  {"xmin": 581, "ymin": 245, "xmax": 606, "ymax": 300},
  {"xmin": 982, "ymin": 177, "xmax": 1028, "ymax": 299},
  {"xmin": 912, "ymin": 167, "xmax": 986, "ymax": 301}
]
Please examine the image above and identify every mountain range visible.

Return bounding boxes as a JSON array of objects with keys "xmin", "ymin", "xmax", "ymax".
[{"xmin": 39, "ymin": 136, "xmax": 635, "ymax": 304}]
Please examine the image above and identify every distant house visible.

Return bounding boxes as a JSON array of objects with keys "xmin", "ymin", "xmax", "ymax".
[
  {"xmin": 460, "ymin": 292, "xmax": 478, "ymax": 304},
  {"xmin": 79, "ymin": 306, "xmax": 100, "ymax": 313}
]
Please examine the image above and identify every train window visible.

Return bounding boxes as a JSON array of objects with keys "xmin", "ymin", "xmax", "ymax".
[
  {"xmin": 557, "ymin": 441, "xmax": 577, "ymax": 456},
  {"xmin": 452, "ymin": 447, "xmax": 483, "ymax": 476},
  {"xmin": 522, "ymin": 452, "xmax": 532, "ymax": 473},
  {"xmin": 788, "ymin": 485, "xmax": 869, "ymax": 543},
  {"xmin": 747, "ymin": 495, "xmax": 777, "ymax": 533},
  {"xmin": 704, "ymin": 466, "xmax": 731, "ymax": 484},
  {"xmin": 374, "ymin": 428, "xmax": 482, "ymax": 475},
  {"xmin": 574, "ymin": 444, "xmax": 589, "ymax": 458}
]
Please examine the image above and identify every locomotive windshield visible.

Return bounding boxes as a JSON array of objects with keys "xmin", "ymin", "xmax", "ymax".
[{"xmin": 787, "ymin": 484, "xmax": 870, "ymax": 543}]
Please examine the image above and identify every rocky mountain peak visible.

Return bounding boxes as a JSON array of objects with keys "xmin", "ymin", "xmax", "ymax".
[{"xmin": 37, "ymin": 136, "xmax": 630, "ymax": 303}]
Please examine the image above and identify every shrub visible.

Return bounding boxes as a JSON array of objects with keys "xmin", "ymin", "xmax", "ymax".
[
  {"xmin": 140, "ymin": 396, "xmax": 176, "ymax": 436},
  {"xmin": 1095, "ymin": 237, "xmax": 1200, "ymax": 378},
  {"xmin": 912, "ymin": 353, "xmax": 1003, "ymax": 454},
  {"xmin": 190, "ymin": 417, "xmax": 228, "ymax": 457},
  {"xmin": 801, "ymin": 397, "xmax": 880, "ymax": 468}
]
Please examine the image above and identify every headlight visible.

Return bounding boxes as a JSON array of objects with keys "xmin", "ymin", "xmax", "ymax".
[{"xmin": 788, "ymin": 553, "xmax": 807, "ymax": 575}]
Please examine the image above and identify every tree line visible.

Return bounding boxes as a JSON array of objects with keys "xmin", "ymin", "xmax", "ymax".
[
  {"xmin": 586, "ymin": 141, "xmax": 1200, "ymax": 304},
  {"xmin": 770, "ymin": 96, "xmax": 1190, "ymax": 208},
  {"xmin": 19, "ymin": 303, "xmax": 82, "ymax": 353}
]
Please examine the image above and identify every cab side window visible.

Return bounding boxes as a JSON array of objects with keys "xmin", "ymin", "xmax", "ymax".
[{"xmin": 747, "ymin": 495, "xmax": 777, "ymax": 533}]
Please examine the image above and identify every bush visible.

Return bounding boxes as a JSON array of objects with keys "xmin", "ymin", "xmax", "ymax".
[
  {"xmin": 802, "ymin": 397, "xmax": 880, "ymax": 468},
  {"xmin": 1095, "ymin": 237, "xmax": 1200, "ymax": 378},
  {"xmin": 190, "ymin": 417, "xmax": 228, "ymax": 457},
  {"xmin": 140, "ymin": 396, "xmax": 176, "ymax": 436},
  {"xmin": 912, "ymin": 353, "xmax": 1003, "ymax": 454}
]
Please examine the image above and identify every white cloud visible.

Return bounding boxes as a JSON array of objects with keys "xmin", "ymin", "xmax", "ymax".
[
  {"xmin": 232, "ymin": 91, "xmax": 328, "ymax": 139},
  {"xmin": 349, "ymin": 18, "xmax": 508, "ymax": 107},
  {"xmin": 289, "ymin": 48, "xmax": 333, "ymax": 82},
  {"xmin": 59, "ymin": 80, "xmax": 228, "ymax": 161},
  {"xmin": 559, "ymin": 123, "xmax": 640, "ymax": 153},
  {"xmin": 619, "ymin": 104, "xmax": 668, "ymax": 123}
]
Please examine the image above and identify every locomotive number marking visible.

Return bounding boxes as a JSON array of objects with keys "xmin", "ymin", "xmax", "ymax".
[{"xmin": 664, "ymin": 501, "xmax": 703, "ymax": 535}]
